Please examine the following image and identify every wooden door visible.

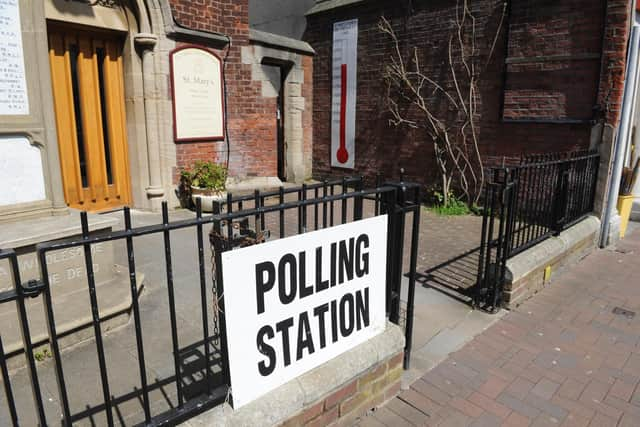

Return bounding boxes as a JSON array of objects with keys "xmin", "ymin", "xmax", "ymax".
[{"xmin": 48, "ymin": 25, "xmax": 132, "ymax": 211}]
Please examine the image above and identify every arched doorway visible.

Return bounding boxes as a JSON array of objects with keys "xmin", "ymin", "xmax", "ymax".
[{"xmin": 44, "ymin": 0, "xmax": 165, "ymax": 212}]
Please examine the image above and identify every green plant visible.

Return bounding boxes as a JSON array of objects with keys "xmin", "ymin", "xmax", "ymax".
[
  {"xmin": 34, "ymin": 348, "xmax": 52, "ymax": 362},
  {"xmin": 430, "ymin": 191, "xmax": 472, "ymax": 216},
  {"xmin": 180, "ymin": 161, "xmax": 227, "ymax": 194}
]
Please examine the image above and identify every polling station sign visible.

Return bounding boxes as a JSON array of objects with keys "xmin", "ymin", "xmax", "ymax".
[{"xmin": 222, "ymin": 215, "xmax": 388, "ymax": 408}]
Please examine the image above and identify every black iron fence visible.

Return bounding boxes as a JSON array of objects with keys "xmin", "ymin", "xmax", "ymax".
[
  {"xmin": 0, "ymin": 176, "xmax": 420, "ymax": 426},
  {"xmin": 475, "ymin": 150, "xmax": 600, "ymax": 311}
]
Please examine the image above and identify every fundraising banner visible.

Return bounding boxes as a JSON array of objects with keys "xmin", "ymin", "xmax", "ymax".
[
  {"xmin": 222, "ymin": 215, "xmax": 388, "ymax": 408},
  {"xmin": 331, "ymin": 19, "xmax": 358, "ymax": 169}
]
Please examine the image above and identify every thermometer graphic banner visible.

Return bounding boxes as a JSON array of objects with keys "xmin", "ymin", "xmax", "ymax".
[{"xmin": 331, "ymin": 19, "xmax": 358, "ymax": 169}]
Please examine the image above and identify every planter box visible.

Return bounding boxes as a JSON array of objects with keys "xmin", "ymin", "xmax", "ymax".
[{"xmin": 191, "ymin": 186, "xmax": 226, "ymax": 213}]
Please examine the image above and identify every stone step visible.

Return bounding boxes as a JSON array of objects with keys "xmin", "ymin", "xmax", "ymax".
[{"xmin": 1, "ymin": 268, "xmax": 144, "ymax": 371}]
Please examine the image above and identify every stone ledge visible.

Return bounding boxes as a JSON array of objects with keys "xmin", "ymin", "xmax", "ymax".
[
  {"xmin": 0, "ymin": 209, "xmax": 118, "ymax": 249},
  {"xmin": 249, "ymin": 29, "xmax": 315, "ymax": 55},
  {"xmin": 504, "ymin": 216, "xmax": 600, "ymax": 308},
  {"xmin": 306, "ymin": 0, "xmax": 369, "ymax": 15},
  {"xmin": 184, "ymin": 322, "xmax": 405, "ymax": 427}
]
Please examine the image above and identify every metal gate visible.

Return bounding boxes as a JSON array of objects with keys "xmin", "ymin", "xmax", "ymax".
[
  {"xmin": 474, "ymin": 151, "xmax": 600, "ymax": 312},
  {"xmin": 0, "ymin": 176, "xmax": 420, "ymax": 426}
]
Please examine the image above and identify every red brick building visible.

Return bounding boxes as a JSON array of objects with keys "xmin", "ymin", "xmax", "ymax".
[
  {"xmin": 169, "ymin": 0, "xmax": 315, "ymax": 187},
  {"xmin": 0, "ymin": 0, "xmax": 316, "ymax": 222},
  {"xmin": 304, "ymin": 0, "xmax": 632, "ymax": 200}
]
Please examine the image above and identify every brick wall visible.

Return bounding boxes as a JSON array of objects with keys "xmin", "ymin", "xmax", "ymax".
[
  {"xmin": 305, "ymin": 0, "xmax": 630, "ymax": 192},
  {"xmin": 503, "ymin": 0, "xmax": 605, "ymax": 121},
  {"xmin": 281, "ymin": 351, "xmax": 403, "ymax": 427},
  {"xmin": 168, "ymin": 0, "xmax": 279, "ymax": 180}
]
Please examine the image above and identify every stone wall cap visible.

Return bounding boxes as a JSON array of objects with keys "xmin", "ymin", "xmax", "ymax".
[
  {"xmin": 506, "ymin": 215, "xmax": 600, "ymax": 282},
  {"xmin": 0, "ymin": 209, "xmax": 119, "ymax": 249},
  {"xmin": 306, "ymin": 0, "xmax": 369, "ymax": 16},
  {"xmin": 184, "ymin": 322, "xmax": 405, "ymax": 427},
  {"xmin": 249, "ymin": 29, "xmax": 315, "ymax": 55}
]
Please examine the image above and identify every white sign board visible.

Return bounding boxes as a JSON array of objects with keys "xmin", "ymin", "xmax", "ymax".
[
  {"xmin": 0, "ymin": 0, "xmax": 29, "ymax": 115},
  {"xmin": 170, "ymin": 46, "xmax": 224, "ymax": 142},
  {"xmin": 0, "ymin": 136, "xmax": 46, "ymax": 206},
  {"xmin": 331, "ymin": 19, "xmax": 358, "ymax": 169},
  {"xmin": 222, "ymin": 215, "xmax": 388, "ymax": 408}
]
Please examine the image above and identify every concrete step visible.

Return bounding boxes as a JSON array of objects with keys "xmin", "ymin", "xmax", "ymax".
[{"xmin": 1, "ymin": 268, "xmax": 144, "ymax": 371}]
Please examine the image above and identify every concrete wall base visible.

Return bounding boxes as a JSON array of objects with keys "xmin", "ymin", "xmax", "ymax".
[
  {"xmin": 184, "ymin": 323, "xmax": 405, "ymax": 427},
  {"xmin": 503, "ymin": 216, "xmax": 601, "ymax": 309}
]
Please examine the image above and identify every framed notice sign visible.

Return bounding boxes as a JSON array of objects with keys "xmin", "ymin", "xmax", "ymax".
[
  {"xmin": 331, "ymin": 19, "xmax": 358, "ymax": 169},
  {"xmin": 170, "ymin": 46, "xmax": 225, "ymax": 142},
  {"xmin": 0, "ymin": 0, "xmax": 29, "ymax": 115},
  {"xmin": 222, "ymin": 215, "xmax": 388, "ymax": 408}
]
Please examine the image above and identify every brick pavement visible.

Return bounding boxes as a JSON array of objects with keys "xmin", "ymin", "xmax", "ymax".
[{"xmin": 359, "ymin": 227, "xmax": 640, "ymax": 427}]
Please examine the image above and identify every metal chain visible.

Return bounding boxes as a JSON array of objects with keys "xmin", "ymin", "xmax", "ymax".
[
  {"xmin": 209, "ymin": 233, "xmax": 221, "ymax": 346},
  {"xmin": 209, "ymin": 221, "xmax": 268, "ymax": 347}
]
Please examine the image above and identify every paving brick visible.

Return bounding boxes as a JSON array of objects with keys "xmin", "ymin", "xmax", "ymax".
[
  {"xmin": 470, "ymin": 412, "xmax": 503, "ymax": 427},
  {"xmin": 506, "ymin": 378, "xmax": 536, "ymax": 401},
  {"xmin": 560, "ymin": 413, "xmax": 591, "ymax": 427},
  {"xmin": 468, "ymin": 391, "xmax": 512, "ymax": 419},
  {"xmin": 497, "ymin": 393, "xmax": 541, "ymax": 419},
  {"xmin": 607, "ymin": 378, "xmax": 635, "ymax": 402},
  {"xmin": 478, "ymin": 375, "xmax": 510, "ymax": 399},
  {"xmin": 502, "ymin": 411, "xmax": 531, "ymax": 427},
  {"xmin": 370, "ymin": 407, "xmax": 412, "ymax": 427},
  {"xmin": 587, "ymin": 412, "xmax": 617, "ymax": 426},
  {"xmin": 618, "ymin": 413, "xmax": 640, "ymax": 427},
  {"xmin": 579, "ymin": 380, "xmax": 610, "ymax": 404},
  {"xmin": 551, "ymin": 395, "xmax": 596, "ymax": 420},
  {"xmin": 411, "ymin": 379, "xmax": 451, "ymax": 406},
  {"xmin": 448, "ymin": 396, "xmax": 484, "ymax": 418},
  {"xmin": 524, "ymin": 393, "xmax": 568, "ymax": 423},
  {"xmin": 398, "ymin": 389, "xmax": 440, "ymax": 417},
  {"xmin": 531, "ymin": 379, "xmax": 560, "ymax": 400},
  {"xmin": 387, "ymin": 396, "xmax": 429, "ymax": 426},
  {"xmin": 557, "ymin": 379, "xmax": 587, "ymax": 400}
]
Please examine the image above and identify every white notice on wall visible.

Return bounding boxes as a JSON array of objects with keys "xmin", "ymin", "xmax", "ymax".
[
  {"xmin": 170, "ymin": 46, "xmax": 224, "ymax": 142},
  {"xmin": 0, "ymin": 0, "xmax": 29, "ymax": 115},
  {"xmin": 331, "ymin": 19, "xmax": 358, "ymax": 169},
  {"xmin": 0, "ymin": 136, "xmax": 46, "ymax": 206},
  {"xmin": 222, "ymin": 215, "xmax": 388, "ymax": 408}
]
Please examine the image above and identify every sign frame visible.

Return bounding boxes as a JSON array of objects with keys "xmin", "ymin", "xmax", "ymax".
[
  {"xmin": 330, "ymin": 19, "xmax": 358, "ymax": 170},
  {"xmin": 169, "ymin": 45, "xmax": 225, "ymax": 143},
  {"xmin": 221, "ymin": 215, "xmax": 389, "ymax": 409}
]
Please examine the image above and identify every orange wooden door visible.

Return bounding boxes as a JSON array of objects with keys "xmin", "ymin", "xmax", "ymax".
[{"xmin": 48, "ymin": 25, "xmax": 132, "ymax": 211}]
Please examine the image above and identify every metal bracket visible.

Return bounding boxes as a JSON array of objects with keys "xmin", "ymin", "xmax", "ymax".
[{"xmin": 21, "ymin": 280, "xmax": 46, "ymax": 298}]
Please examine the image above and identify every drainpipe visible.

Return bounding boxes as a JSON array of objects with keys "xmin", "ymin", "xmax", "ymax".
[{"xmin": 600, "ymin": 25, "xmax": 640, "ymax": 247}]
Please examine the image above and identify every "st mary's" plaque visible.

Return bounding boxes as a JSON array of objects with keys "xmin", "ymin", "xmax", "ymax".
[{"xmin": 170, "ymin": 45, "xmax": 225, "ymax": 142}]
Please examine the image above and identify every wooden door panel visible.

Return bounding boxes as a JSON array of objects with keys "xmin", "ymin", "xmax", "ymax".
[
  {"xmin": 102, "ymin": 39, "xmax": 131, "ymax": 204},
  {"xmin": 77, "ymin": 35, "xmax": 107, "ymax": 203},
  {"xmin": 48, "ymin": 32, "xmax": 84, "ymax": 204},
  {"xmin": 48, "ymin": 26, "xmax": 131, "ymax": 211}
]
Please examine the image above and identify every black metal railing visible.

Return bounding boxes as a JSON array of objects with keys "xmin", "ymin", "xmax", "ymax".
[
  {"xmin": 506, "ymin": 150, "xmax": 600, "ymax": 257},
  {"xmin": 0, "ymin": 176, "xmax": 420, "ymax": 426},
  {"xmin": 475, "ymin": 150, "xmax": 600, "ymax": 311}
]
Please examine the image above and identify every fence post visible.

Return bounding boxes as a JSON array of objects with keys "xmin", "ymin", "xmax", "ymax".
[
  {"xmin": 552, "ymin": 161, "xmax": 570, "ymax": 235},
  {"xmin": 354, "ymin": 176, "xmax": 364, "ymax": 221}
]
